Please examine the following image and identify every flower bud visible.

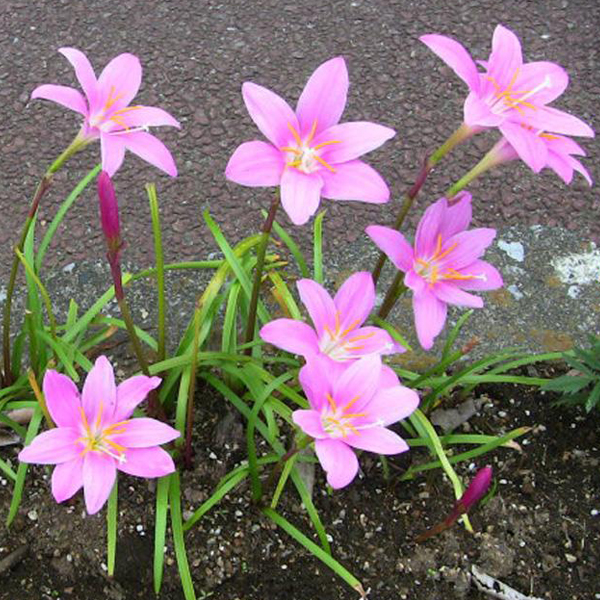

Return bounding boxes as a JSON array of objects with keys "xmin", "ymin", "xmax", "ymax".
[
  {"xmin": 459, "ymin": 466, "xmax": 493, "ymax": 513},
  {"xmin": 97, "ymin": 170, "xmax": 122, "ymax": 256}
]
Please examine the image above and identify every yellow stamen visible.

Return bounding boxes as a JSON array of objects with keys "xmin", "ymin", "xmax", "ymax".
[
  {"xmin": 105, "ymin": 439, "xmax": 127, "ymax": 453},
  {"xmin": 287, "ymin": 122, "xmax": 302, "ymax": 146},
  {"xmin": 305, "ymin": 119, "xmax": 318, "ymax": 145},
  {"xmin": 326, "ymin": 393, "xmax": 338, "ymax": 411},
  {"xmin": 347, "ymin": 332, "xmax": 376, "ymax": 343},
  {"xmin": 341, "ymin": 413, "xmax": 367, "ymax": 419},
  {"xmin": 340, "ymin": 319, "xmax": 361, "ymax": 338},
  {"xmin": 280, "ymin": 146, "xmax": 301, "ymax": 155},
  {"xmin": 314, "ymin": 155, "xmax": 336, "ymax": 173},
  {"xmin": 94, "ymin": 401, "xmax": 104, "ymax": 429},
  {"xmin": 313, "ymin": 140, "xmax": 341, "ymax": 150},
  {"xmin": 343, "ymin": 395, "xmax": 361, "ymax": 411},
  {"xmin": 324, "ymin": 324, "xmax": 336, "ymax": 339},
  {"xmin": 334, "ymin": 311, "xmax": 341, "ymax": 335},
  {"xmin": 346, "ymin": 424, "xmax": 360, "ymax": 436},
  {"xmin": 286, "ymin": 160, "xmax": 302, "ymax": 168}
]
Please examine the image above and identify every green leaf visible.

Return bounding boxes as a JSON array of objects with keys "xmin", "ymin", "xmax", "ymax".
[
  {"xmin": 106, "ymin": 479, "xmax": 118, "ymax": 577},
  {"xmin": 585, "ymin": 381, "xmax": 600, "ymax": 412},
  {"xmin": 265, "ymin": 213, "xmax": 310, "ymax": 278},
  {"xmin": 313, "ymin": 210, "xmax": 326, "ymax": 284},
  {"xmin": 153, "ymin": 474, "xmax": 171, "ymax": 594}
]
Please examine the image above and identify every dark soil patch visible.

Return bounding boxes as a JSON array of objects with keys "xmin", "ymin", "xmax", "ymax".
[{"xmin": 1, "ymin": 366, "xmax": 599, "ymax": 600}]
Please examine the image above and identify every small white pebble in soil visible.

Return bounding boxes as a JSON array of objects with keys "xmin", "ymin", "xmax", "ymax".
[
  {"xmin": 326, "ymin": 534, "xmax": 333, "ymax": 543},
  {"xmin": 522, "ymin": 439, "xmax": 530, "ymax": 445},
  {"xmin": 281, "ymin": 565, "xmax": 287, "ymax": 570},
  {"xmin": 565, "ymin": 553, "xmax": 577, "ymax": 563},
  {"xmin": 100, "ymin": 563, "xmax": 108, "ymax": 572},
  {"xmin": 524, "ymin": 410, "xmax": 531, "ymax": 416},
  {"xmin": 1, "ymin": 478, "xmax": 7, "ymax": 486},
  {"xmin": 519, "ymin": 540, "xmax": 526, "ymax": 547},
  {"xmin": 27, "ymin": 510, "xmax": 38, "ymax": 521},
  {"xmin": 591, "ymin": 509, "xmax": 599, "ymax": 517},
  {"xmin": 208, "ymin": 451, "xmax": 218, "ymax": 460},
  {"xmin": 66, "ymin": 554, "xmax": 72, "ymax": 562},
  {"xmin": 234, "ymin": 510, "xmax": 243, "ymax": 518},
  {"xmin": 499, "ymin": 479, "xmax": 508, "ymax": 485},
  {"xmin": 498, "ymin": 411, "xmax": 507, "ymax": 418},
  {"xmin": 136, "ymin": 524, "xmax": 144, "ymax": 533}
]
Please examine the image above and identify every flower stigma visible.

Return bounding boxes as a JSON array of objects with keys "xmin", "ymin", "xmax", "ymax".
[
  {"xmin": 76, "ymin": 402, "xmax": 129, "ymax": 463},
  {"xmin": 320, "ymin": 393, "xmax": 383, "ymax": 438},
  {"xmin": 318, "ymin": 310, "xmax": 375, "ymax": 360}
]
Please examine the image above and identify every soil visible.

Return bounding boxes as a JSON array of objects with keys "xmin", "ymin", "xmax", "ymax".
[{"xmin": 1, "ymin": 365, "xmax": 599, "ymax": 600}]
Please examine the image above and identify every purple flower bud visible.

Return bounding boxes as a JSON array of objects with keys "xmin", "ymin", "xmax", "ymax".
[
  {"xmin": 459, "ymin": 466, "xmax": 493, "ymax": 512},
  {"xmin": 97, "ymin": 170, "xmax": 122, "ymax": 255}
]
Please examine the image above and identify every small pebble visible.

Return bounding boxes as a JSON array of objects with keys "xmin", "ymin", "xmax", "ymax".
[
  {"xmin": 498, "ymin": 411, "xmax": 507, "ymax": 418},
  {"xmin": 565, "ymin": 553, "xmax": 577, "ymax": 563},
  {"xmin": 136, "ymin": 524, "xmax": 144, "ymax": 533},
  {"xmin": 591, "ymin": 509, "xmax": 599, "ymax": 516},
  {"xmin": 27, "ymin": 510, "xmax": 38, "ymax": 521}
]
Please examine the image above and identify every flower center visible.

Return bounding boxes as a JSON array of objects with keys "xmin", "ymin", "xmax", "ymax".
[
  {"xmin": 281, "ymin": 120, "xmax": 340, "ymax": 174},
  {"xmin": 76, "ymin": 403, "xmax": 129, "ymax": 463},
  {"xmin": 88, "ymin": 86, "xmax": 144, "ymax": 133},
  {"xmin": 318, "ymin": 310, "xmax": 375, "ymax": 361},
  {"xmin": 486, "ymin": 69, "xmax": 552, "ymax": 116},
  {"xmin": 414, "ymin": 234, "xmax": 486, "ymax": 285},
  {"xmin": 320, "ymin": 393, "xmax": 382, "ymax": 438}
]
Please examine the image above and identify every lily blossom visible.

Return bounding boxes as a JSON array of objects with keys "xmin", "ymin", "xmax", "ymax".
[
  {"xmin": 488, "ymin": 130, "xmax": 592, "ymax": 185},
  {"xmin": 420, "ymin": 25, "xmax": 593, "ymax": 170},
  {"xmin": 19, "ymin": 356, "xmax": 179, "ymax": 515},
  {"xmin": 294, "ymin": 355, "xmax": 419, "ymax": 488},
  {"xmin": 225, "ymin": 57, "xmax": 396, "ymax": 225},
  {"xmin": 260, "ymin": 271, "xmax": 403, "ymax": 365},
  {"xmin": 32, "ymin": 47, "xmax": 180, "ymax": 176},
  {"xmin": 366, "ymin": 193, "xmax": 503, "ymax": 350}
]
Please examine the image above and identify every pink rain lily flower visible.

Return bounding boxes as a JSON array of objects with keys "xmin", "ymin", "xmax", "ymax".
[
  {"xmin": 367, "ymin": 193, "xmax": 503, "ymax": 350},
  {"xmin": 260, "ymin": 271, "xmax": 403, "ymax": 368},
  {"xmin": 420, "ymin": 25, "xmax": 594, "ymax": 171},
  {"xmin": 294, "ymin": 355, "xmax": 419, "ymax": 488},
  {"xmin": 32, "ymin": 47, "xmax": 180, "ymax": 176},
  {"xmin": 225, "ymin": 57, "xmax": 396, "ymax": 225},
  {"xmin": 19, "ymin": 356, "xmax": 179, "ymax": 515},
  {"xmin": 489, "ymin": 130, "xmax": 592, "ymax": 186}
]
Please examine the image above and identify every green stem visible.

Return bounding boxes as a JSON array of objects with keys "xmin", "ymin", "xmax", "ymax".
[
  {"xmin": 147, "ymin": 184, "xmax": 166, "ymax": 362},
  {"xmin": 107, "ymin": 479, "xmax": 118, "ymax": 577},
  {"xmin": 1, "ymin": 135, "xmax": 88, "ymax": 386},
  {"xmin": 243, "ymin": 192, "xmax": 280, "ymax": 355},
  {"xmin": 371, "ymin": 123, "xmax": 474, "ymax": 286},
  {"xmin": 445, "ymin": 146, "xmax": 502, "ymax": 198},
  {"xmin": 377, "ymin": 272, "xmax": 407, "ymax": 320},
  {"xmin": 183, "ymin": 301, "xmax": 202, "ymax": 469}
]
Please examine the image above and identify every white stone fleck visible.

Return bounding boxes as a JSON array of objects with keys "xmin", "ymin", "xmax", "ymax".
[
  {"xmin": 498, "ymin": 240, "xmax": 525, "ymax": 262},
  {"xmin": 567, "ymin": 285, "xmax": 581, "ymax": 299},
  {"xmin": 507, "ymin": 284, "xmax": 524, "ymax": 300},
  {"xmin": 552, "ymin": 245, "xmax": 600, "ymax": 285}
]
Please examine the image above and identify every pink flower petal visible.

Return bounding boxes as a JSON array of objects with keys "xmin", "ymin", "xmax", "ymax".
[
  {"xmin": 242, "ymin": 82, "xmax": 299, "ymax": 147},
  {"xmin": 280, "ymin": 168, "xmax": 323, "ymax": 225},
  {"xmin": 97, "ymin": 53, "xmax": 142, "ymax": 114},
  {"xmin": 364, "ymin": 386, "xmax": 420, "ymax": 425},
  {"xmin": 118, "ymin": 447, "xmax": 175, "ymax": 477},
  {"xmin": 458, "ymin": 260, "xmax": 504, "ymax": 291},
  {"xmin": 344, "ymin": 326, "xmax": 401, "ymax": 358},
  {"xmin": 296, "ymin": 279, "xmax": 336, "ymax": 336},
  {"xmin": 51, "ymin": 457, "xmax": 84, "ymax": 503},
  {"xmin": 299, "ymin": 355, "xmax": 335, "ymax": 411},
  {"xmin": 516, "ymin": 62, "xmax": 569, "ymax": 105},
  {"xmin": 420, "ymin": 34, "xmax": 480, "ymax": 92},
  {"xmin": 320, "ymin": 160, "xmax": 390, "ymax": 204},
  {"xmin": 259, "ymin": 318, "xmax": 319, "ymax": 357},
  {"xmin": 113, "ymin": 375, "xmax": 162, "ymax": 422},
  {"xmin": 19, "ymin": 428, "xmax": 80, "ymax": 465},
  {"xmin": 413, "ymin": 290, "xmax": 447, "ymax": 350},
  {"xmin": 296, "ymin": 57, "xmax": 348, "ymax": 136},
  {"xmin": 379, "ymin": 365, "xmax": 401, "ymax": 389},
  {"xmin": 100, "ymin": 133, "xmax": 126, "ymax": 177},
  {"xmin": 292, "ymin": 409, "xmax": 328, "ymax": 439},
  {"xmin": 83, "ymin": 452, "xmax": 116, "ymax": 515},
  {"xmin": 117, "ymin": 105, "xmax": 180, "ymax": 129},
  {"xmin": 82, "ymin": 356, "xmax": 116, "ymax": 424},
  {"xmin": 31, "ymin": 84, "xmax": 88, "ymax": 116},
  {"xmin": 366, "ymin": 225, "xmax": 413, "ymax": 272},
  {"xmin": 439, "ymin": 192, "xmax": 472, "ymax": 239},
  {"xmin": 415, "ymin": 198, "xmax": 446, "ymax": 258},
  {"xmin": 333, "ymin": 272, "xmax": 374, "ymax": 331},
  {"xmin": 43, "ymin": 369, "xmax": 81, "ymax": 428},
  {"xmin": 120, "ymin": 131, "xmax": 178, "ymax": 177},
  {"xmin": 344, "ymin": 427, "xmax": 409, "ymax": 455},
  {"xmin": 500, "ymin": 121, "xmax": 548, "ymax": 172},
  {"xmin": 316, "ymin": 122, "xmax": 395, "ymax": 164},
  {"xmin": 113, "ymin": 418, "xmax": 180, "ymax": 448},
  {"xmin": 314, "ymin": 438, "xmax": 358, "ymax": 489},
  {"xmin": 464, "ymin": 91, "xmax": 504, "ymax": 127},
  {"xmin": 58, "ymin": 47, "xmax": 98, "ymax": 107},
  {"xmin": 442, "ymin": 228, "xmax": 497, "ymax": 269},
  {"xmin": 225, "ymin": 141, "xmax": 285, "ymax": 187},
  {"xmin": 333, "ymin": 355, "xmax": 381, "ymax": 409},
  {"xmin": 433, "ymin": 282, "xmax": 484, "ymax": 308},
  {"xmin": 487, "ymin": 25, "xmax": 523, "ymax": 92},
  {"xmin": 523, "ymin": 106, "xmax": 595, "ymax": 137},
  {"xmin": 405, "ymin": 269, "xmax": 427, "ymax": 295},
  {"xmin": 563, "ymin": 155, "xmax": 593, "ymax": 186}
]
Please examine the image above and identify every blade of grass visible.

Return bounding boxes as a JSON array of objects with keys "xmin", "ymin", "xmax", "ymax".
[
  {"xmin": 170, "ymin": 472, "xmax": 196, "ymax": 600},
  {"xmin": 313, "ymin": 210, "xmax": 326, "ymax": 284},
  {"xmin": 263, "ymin": 211, "xmax": 309, "ymax": 277},
  {"xmin": 153, "ymin": 474, "xmax": 171, "ymax": 594},
  {"xmin": 262, "ymin": 508, "xmax": 364, "ymax": 597},
  {"xmin": 107, "ymin": 478, "xmax": 118, "ymax": 577},
  {"xmin": 0, "ymin": 457, "xmax": 17, "ymax": 482},
  {"xmin": 7, "ymin": 407, "xmax": 43, "ymax": 526}
]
